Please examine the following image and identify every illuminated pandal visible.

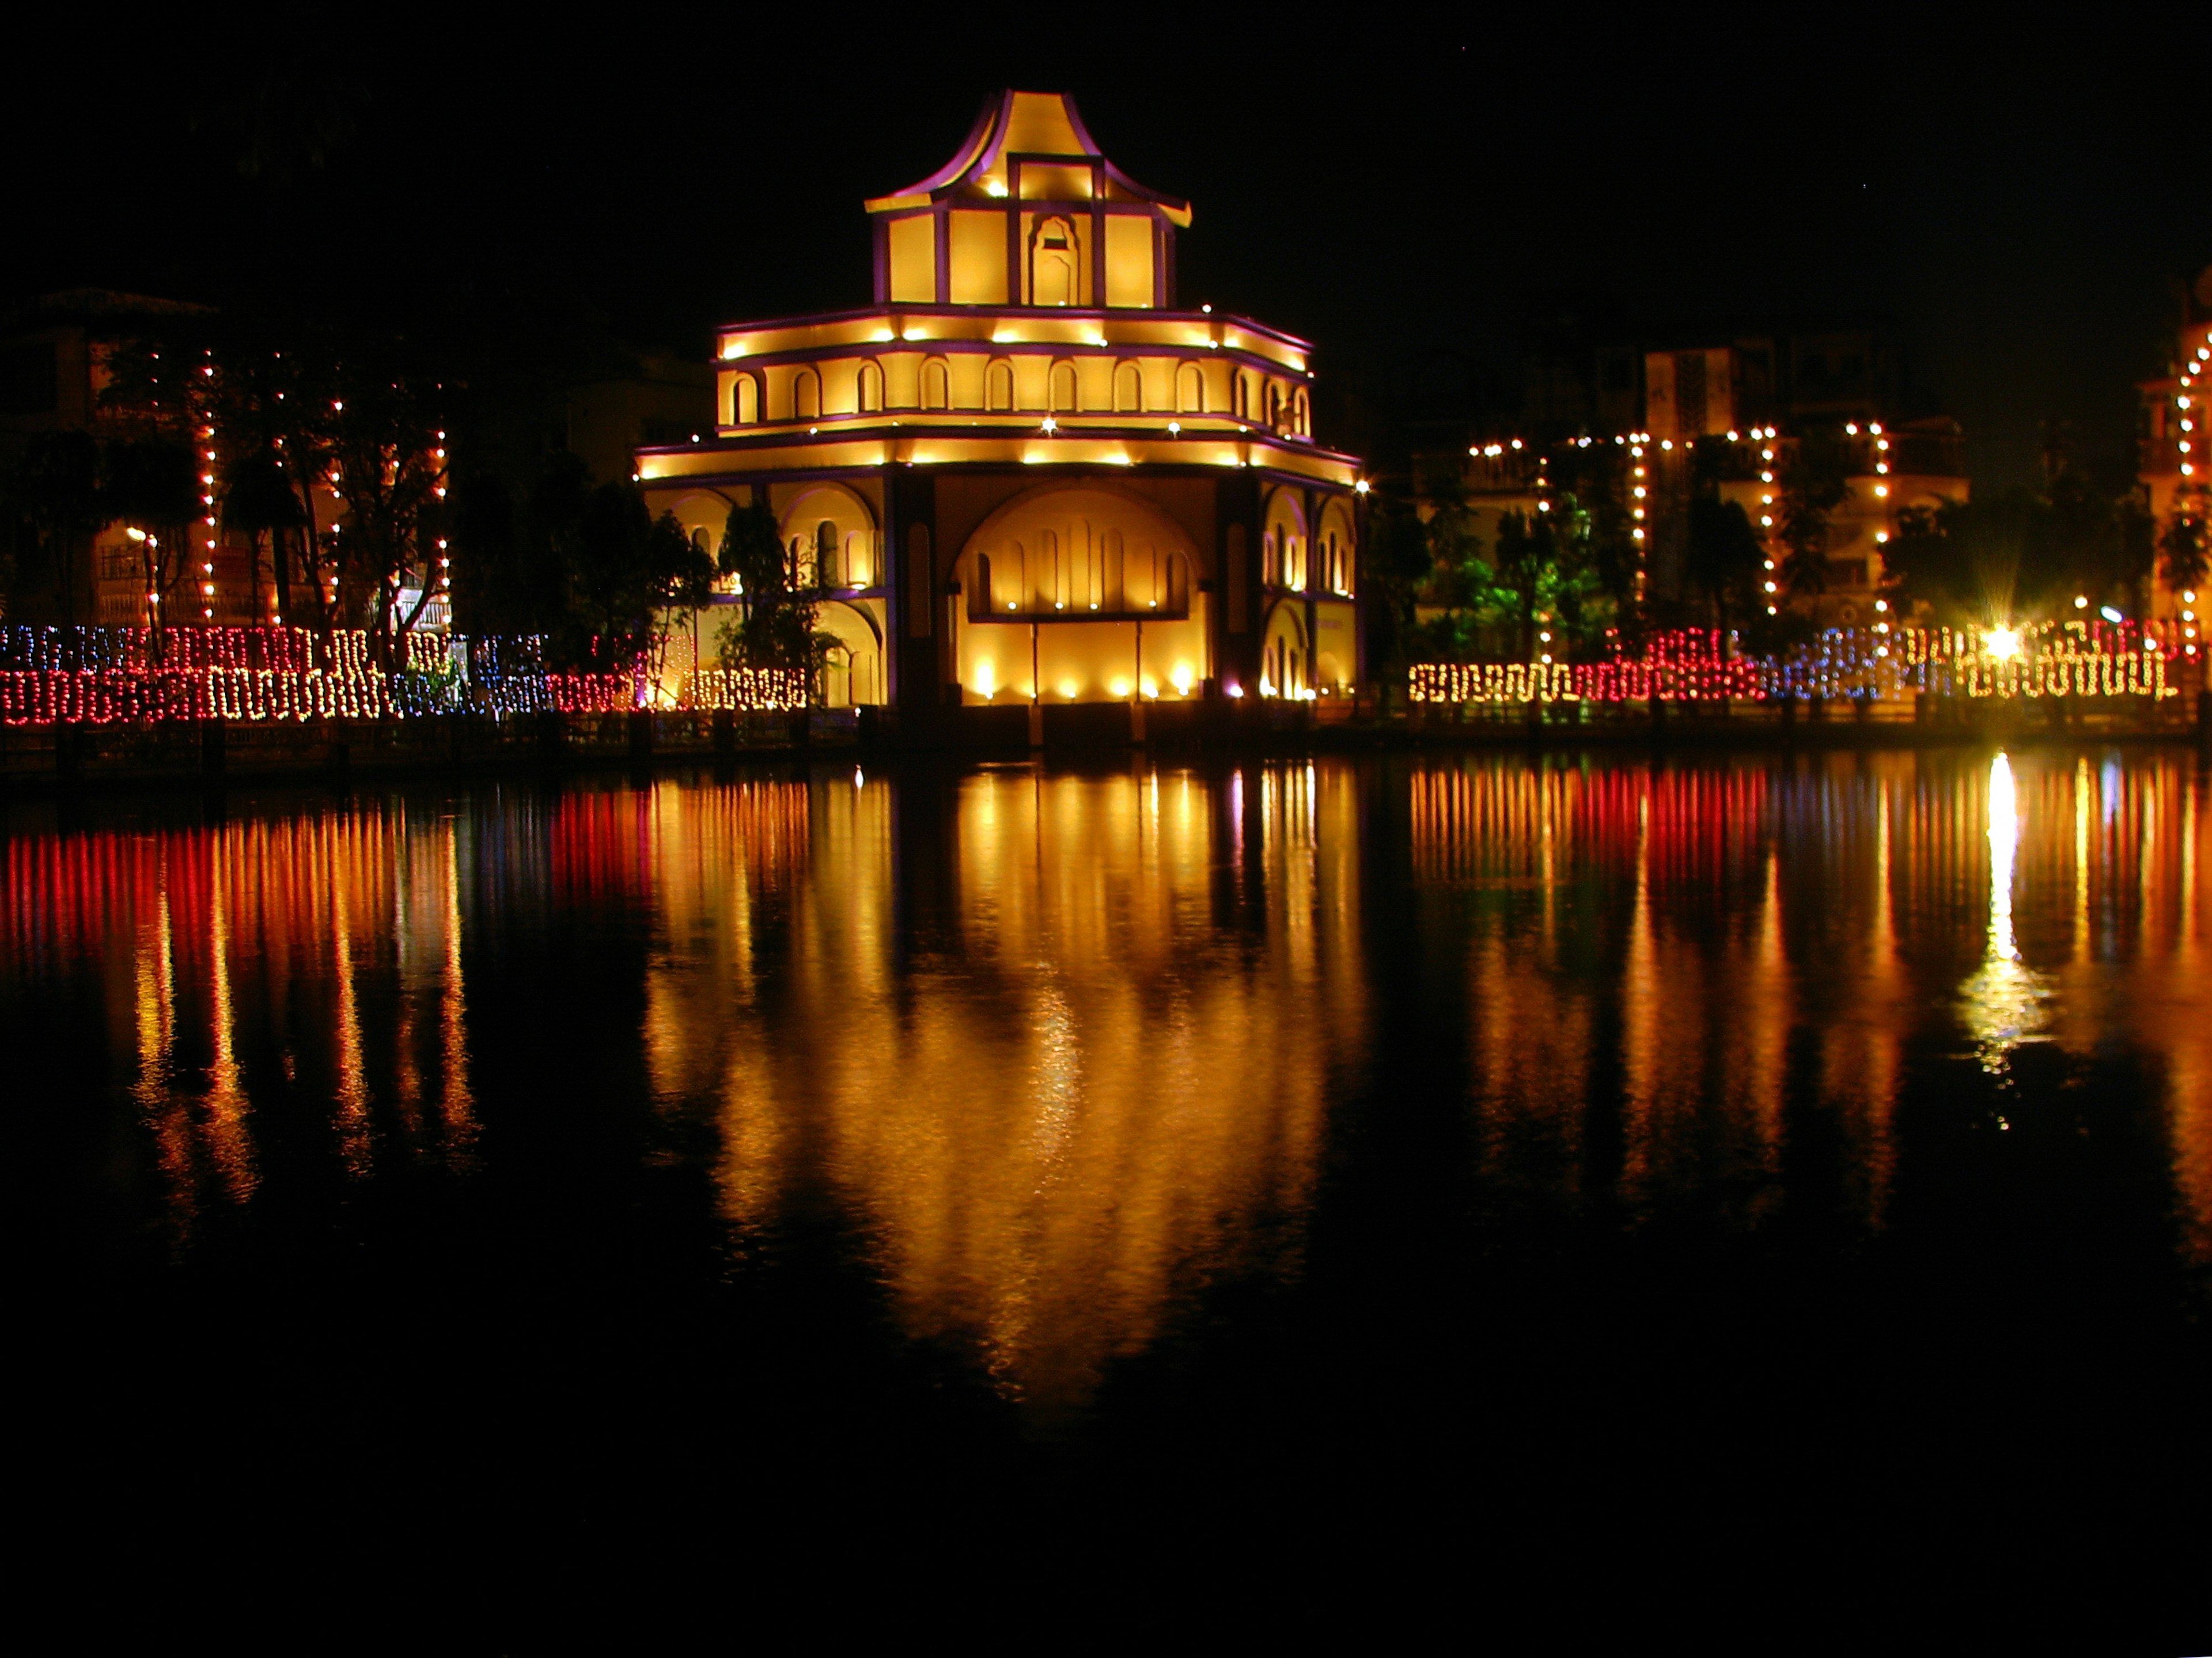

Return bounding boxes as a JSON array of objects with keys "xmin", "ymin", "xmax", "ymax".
[
  {"xmin": 0, "ymin": 624, "xmax": 806, "ymax": 724},
  {"xmin": 1410, "ymin": 621, "xmax": 2187, "ymax": 706}
]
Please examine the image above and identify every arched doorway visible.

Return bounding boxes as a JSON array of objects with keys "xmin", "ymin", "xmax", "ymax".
[{"xmin": 1262, "ymin": 602, "xmax": 1308, "ymax": 698}]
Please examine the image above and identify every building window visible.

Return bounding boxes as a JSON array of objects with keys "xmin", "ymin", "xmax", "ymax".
[
  {"xmin": 857, "ymin": 361, "xmax": 884, "ymax": 413},
  {"xmin": 1176, "ymin": 363, "xmax": 1204, "ymax": 414},
  {"xmin": 921, "ymin": 358, "xmax": 950, "ymax": 411},
  {"xmin": 1049, "ymin": 361, "xmax": 1077, "ymax": 413},
  {"xmin": 986, "ymin": 359, "xmax": 1014, "ymax": 412},
  {"xmin": 794, "ymin": 368, "xmax": 821, "ymax": 422},
  {"xmin": 734, "ymin": 374, "xmax": 758, "ymax": 425},
  {"xmin": 1032, "ymin": 216, "xmax": 1077, "ymax": 306},
  {"xmin": 1113, "ymin": 361, "xmax": 1142, "ymax": 413}
]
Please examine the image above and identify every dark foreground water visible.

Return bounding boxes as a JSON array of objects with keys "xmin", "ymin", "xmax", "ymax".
[{"xmin": 10, "ymin": 748, "xmax": 2210, "ymax": 1645}]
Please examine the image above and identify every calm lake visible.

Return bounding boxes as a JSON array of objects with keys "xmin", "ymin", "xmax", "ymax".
[{"xmin": 11, "ymin": 747, "xmax": 2210, "ymax": 1642}]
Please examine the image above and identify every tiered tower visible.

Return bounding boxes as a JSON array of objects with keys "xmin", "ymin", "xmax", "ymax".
[{"xmin": 638, "ymin": 90, "xmax": 1365, "ymax": 730}]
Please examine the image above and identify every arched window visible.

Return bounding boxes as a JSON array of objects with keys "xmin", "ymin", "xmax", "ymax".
[
  {"xmin": 1262, "ymin": 530, "xmax": 1277, "ymax": 587},
  {"xmin": 857, "ymin": 361, "xmax": 884, "ymax": 414},
  {"xmin": 794, "ymin": 369, "xmax": 821, "ymax": 422},
  {"xmin": 1032, "ymin": 216, "xmax": 1077, "ymax": 306},
  {"xmin": 1293, "ymin": 388, "xmax": 1310, "ymax": 437},
  {"xmin": 1268, "ymin": 384, "xmax": 1283, "ymax": 428},
  {"xmin": 1049, "ymin": 361, "xmax": 1077, "ymax": 413},
  {"xmin": 1176, "ymin": 363, "xmax": 1204, "ymax": 414},
  {"xmin": 1319, "ymin": 500, "xmax": 1356, "ymax": 597},
  {"xmin": 816, "ymin": 521, "xmax": 840, "ymax": 587},
  {"xmin": 985, "ymin": 359, "xmax": 1014, "ymax": 412},
  {"xmin": 921, "ymin": 358, "xmax": 950, "ymax": 411},
  {"xmin": 734, "ymin": 374, "xmax": 759, "ymax": 425},
  {"xmin": 969, "ymin": 551, "xmax": 994, "ymax": 621},
  {"xmin": 1113, "ymin": 361, "xmax": 1142, "ymax": 413},
  {"xmin": 1233, "ymin": 371, "xmax": 1250, "ymax": 420},
  {"xmin": 1041, "ymin": 529, "xmax": 1063, "ymax": 608}
]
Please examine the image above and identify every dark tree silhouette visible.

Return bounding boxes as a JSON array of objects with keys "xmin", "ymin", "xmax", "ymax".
[{"xmin": 5, "ymin": 431, "xmax": 105, "ymax": 625}]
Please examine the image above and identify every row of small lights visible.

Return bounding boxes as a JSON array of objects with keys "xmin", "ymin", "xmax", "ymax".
[
  {"xmin": 2179, "ymin": 335, "xmax": 2209, "ymax": 479},
  {"xmin": 1471, "ymin": 426, "xmax": 1787, "ymax": 614}
]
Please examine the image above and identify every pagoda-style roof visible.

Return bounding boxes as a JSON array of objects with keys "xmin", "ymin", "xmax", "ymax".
[{"xmin": 865, "ymin": 90, "xmax": 1192, "ymax": 227}]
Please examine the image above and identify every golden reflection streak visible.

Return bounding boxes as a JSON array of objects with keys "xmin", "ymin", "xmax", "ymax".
[
  {"xmin": 332, "ymin": 825, "xmax": 373, "ymax": 1178},
  {"xmin": 2074, "ymin": 758, "xmax": 2092, "ymax": 963},
  {"xmin": 1960, "ymin": 752, "xmax": 2047, "ymax": 1072},
  {"xmin": 439, "ymin": 824, "xmax": 478, "ymax": 1161},
  {"xmin": 2154, "ymin": 764, "xmax": 2211, "ymax": 1259},
  {"xmin": 1620, "ymin": 783, "xmax": 1658, "ymax": 1200},
  {"xmin": 646, "ymin": 765, "xmax": 1356, "ymax": 1417},
  {"xmin": 203, "ymin": 843, "xmax": 257, "ymax": 1203},
  {"xmin": 137, "ymin": 882, "xmax": 192, "ymax": 1235},
  {"xmin": 392, "ymin": 817, "xmax": 424, "ymax": 1137}
]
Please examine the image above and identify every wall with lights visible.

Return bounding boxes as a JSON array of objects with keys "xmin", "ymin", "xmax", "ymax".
[
  {"xmin": 0, "ymin": 626, "xmax": 804, "ymax": 726},
  {"xmin": 1409, "ymin": 622, "xmax": 2190, "ymax": 707}
]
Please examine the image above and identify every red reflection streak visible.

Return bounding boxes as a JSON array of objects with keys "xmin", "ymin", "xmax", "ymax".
[{"xmin": 1410, "ymin": 762, "xmax": 1770, "ymax": 891}]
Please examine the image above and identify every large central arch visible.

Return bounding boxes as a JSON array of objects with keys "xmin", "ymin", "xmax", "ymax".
[
  {"xmin": 956, "ymin": 483, "xmax": 1208, "ymax": 704},
  {"xmin": 958, "ymin": 484, "xmax": 1198, "ymax": 618}
]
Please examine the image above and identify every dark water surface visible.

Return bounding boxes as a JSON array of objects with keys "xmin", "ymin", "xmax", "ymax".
[{"xmin": 12, "ymin": 749, "xmax": 2210, "ymax": 1643}]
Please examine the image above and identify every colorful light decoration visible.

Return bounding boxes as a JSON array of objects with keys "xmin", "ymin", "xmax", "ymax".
[
  {"xmin": 1410, "ymin": 620, "xmax": 2186, "ymax": 706},
  {"xmin": 1, "ymin": 627, "xmax": 808, "ymax": 726}
]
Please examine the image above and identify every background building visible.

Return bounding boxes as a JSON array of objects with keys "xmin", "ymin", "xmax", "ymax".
[
  {"xmin": 638, "ymin": 90, "xmax": 1366, "ymax": 728},
  {"xmin": 2138, "ymin": 264, "xmax": 2212, "ymax": 627},
  {"xmin": 1435, "ymin": 318, "xmax": 1967, "ymax": 627},
  {"xmin": 1, "ymin": 291, "xmax": 268, "ymax": 626}
]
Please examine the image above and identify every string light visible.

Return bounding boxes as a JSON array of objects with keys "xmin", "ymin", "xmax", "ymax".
[
  {"xmin": 1409, "ymin": 620, "xmax": 2184, "ymax": 707},
  {"xmin": 2, "ymin": 627, "xmax": 807, "ymax": 725}
]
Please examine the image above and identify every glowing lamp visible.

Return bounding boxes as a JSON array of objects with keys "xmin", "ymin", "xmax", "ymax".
[
  {"xmin": 1984, "ymin": 628, "xmax": 2021, "ymax": 661},
  {"xmin": 1225, "ymin": 683, "xmax": 1243, "ymax": 698},
  {"xmin": 2100, "ymin": 606, "xmax": 2124, "ymax": 624}
]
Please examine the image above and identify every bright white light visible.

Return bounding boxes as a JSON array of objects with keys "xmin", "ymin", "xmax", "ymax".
[
  {"xmin": 2101, "ymin": 606, "xmax": 2124, "ymax": 624},
  {"xmin": 1988, "ymin": 752, "xmax": 2018, "ymax": 962},
  {"xmin": 1984, "ymin": 627, "xmax": 2021, "ymax": 660}
]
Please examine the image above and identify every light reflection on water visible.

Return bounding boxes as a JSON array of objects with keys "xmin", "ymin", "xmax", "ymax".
[
  {"xmin": 1960, "ymin": 752, "xmax": 2051, "ymax": 1073},
  {"xmin": 5, "ymin": 747, "xmax": 2210, "ymax": 1409}
]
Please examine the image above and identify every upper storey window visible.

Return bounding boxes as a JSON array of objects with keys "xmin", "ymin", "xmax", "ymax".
[{"xmin": 1032, "ymin": 218, "xmax": 1077, "ymax": 308}]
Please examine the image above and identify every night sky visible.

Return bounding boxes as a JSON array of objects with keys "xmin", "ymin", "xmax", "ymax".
[{"xmin": 9, "ymin": 11, "xmax": 2206, "ymax": 489}]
